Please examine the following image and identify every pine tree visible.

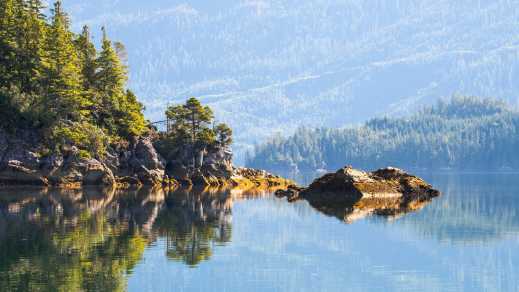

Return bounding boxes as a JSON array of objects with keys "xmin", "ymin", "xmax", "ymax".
[
  {"xmin": 75, "ymin": 25, "xmax": 97, "ymax": 92},
  {"xmin": 96, "ymin": 27, "xmax": 127, "ymax": 103},
  {"xmin": 15, "ymin": 0, "xmax": 46, "ymax": 93},
  {"xmin": 42, "ymin": 0, "xmax": 86, "ymax": 125},
  {"xmin": 184, "ymin": 97, "xmax": 213, "ymax": 145},
  {"xmin": 0, "ymin": 0, "xmax": 19, "ymax": 89},
  {"xmin": 94, "ymin": 27, "xmax": 128, "ymax": 134},
  {"xmin": 215, "ymin": 123, "xmax": 233, "ymax": 147}
]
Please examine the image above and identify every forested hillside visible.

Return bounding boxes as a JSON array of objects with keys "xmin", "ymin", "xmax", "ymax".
[
  {"xmin": 63, "ymin": 0, "xmax": 519, "ymax": 158},
  {"xmin": 0, "ymin": 0, "xmax": 146, "ymax": 158},
  {"xmin": 247, "ymin": 97, "xmax": 519, "ymax": 173}
]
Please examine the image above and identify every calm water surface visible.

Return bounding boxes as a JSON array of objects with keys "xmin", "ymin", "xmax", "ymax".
[{"xmin": 1, "ymin": 173, "xmax": 518, "ymax": 291}]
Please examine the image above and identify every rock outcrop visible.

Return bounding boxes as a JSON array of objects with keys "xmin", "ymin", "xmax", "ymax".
[
  {"xmin": 0, "ymin": 128, "xmax": 164, "ymax": 187},
  {"xmin": 0, "ymin": 128, "xmax": 291, "ymax": 189},
  {"xmin": 276, "ymin": 166, "xmax": 440, "ymax": 223},
  {"xmin": 161, "ymin": 144, "xmax": 291, "ymax": 188}
]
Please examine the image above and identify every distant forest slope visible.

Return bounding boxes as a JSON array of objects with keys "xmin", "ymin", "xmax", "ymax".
[
  {"xmin": 247, "ymin": 97, "xmax": 519, "ymax": 173},
  {"xmin": 63, "ymin": 0, "xmax": 519, "ymax": 158}
]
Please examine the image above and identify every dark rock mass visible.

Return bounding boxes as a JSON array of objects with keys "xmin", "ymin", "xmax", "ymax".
[{"xmin": 276, "ymin": 166, "xmax": 440, "ymax": 223}]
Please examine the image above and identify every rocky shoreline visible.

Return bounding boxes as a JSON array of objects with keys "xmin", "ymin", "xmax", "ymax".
[
  {"xmin": 0, "ymin": 128, "xmax": 292, "ymax": 189},
  {"xmin": 275, "ymin": 166, "xmax": 440, "ymax": 222}
]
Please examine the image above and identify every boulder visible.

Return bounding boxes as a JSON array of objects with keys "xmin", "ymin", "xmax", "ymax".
[
  {"xmin": 82, "ymin": 159, "xmax": 116, "ymax": 186},
  {"xmin": 131, "ymin": 138, "xmax": 164, "ymax": 171},
  {"xmin": 301, "ymin": 166, "xmax": 440, "ymax": 206},
  {"xmin": 275, "ymin": 166, "xmax": 440, "ymax": 223}
]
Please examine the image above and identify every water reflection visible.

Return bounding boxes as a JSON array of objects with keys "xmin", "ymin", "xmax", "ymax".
[
  {"xmin": 1, "ymin": 173, "xmax": 519, "ymax": 291},
  {"xmin": 154, "ymin": 187, "xmax": 233, "ymax": 266},
  {"xmin": 310, "ymin": 195, "xmax": 435, "ymax": 224},
  {"xmin": 396, "ymin": 173, "xmax": 519, "ymax": 244},
  {"xmin": 0, "ymin": 186, "xmax": 149, "ymax": 292},
  {"xmin": 0, "ymin": 186, "xmax": 266, "ymax": 290}
]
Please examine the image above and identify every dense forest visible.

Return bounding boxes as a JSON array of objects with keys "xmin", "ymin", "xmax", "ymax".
[
  {"xmin": 0, "ymin": 0, "xmax": 146, "ymax": 159},
  {"xmin": 0, "ymin": 1, "xmax": 234, "ymax": 170},
  {"xmin": 247, "ymin": 97, "xmax": 519, "ymax": 173}
]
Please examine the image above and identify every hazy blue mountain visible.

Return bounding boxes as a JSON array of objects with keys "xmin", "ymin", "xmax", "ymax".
[{"xmin": 61, "ymin": 0, "xmax": 519, "ymax": 160}]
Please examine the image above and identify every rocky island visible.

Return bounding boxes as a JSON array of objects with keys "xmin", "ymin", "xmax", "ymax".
[
  {"xmin": 276, "ymin": 166, "xmax": 440, "ymax": 223},
  {"xmin": 0, "ymin": 3, "xmax": 290, "ymax": 191}
]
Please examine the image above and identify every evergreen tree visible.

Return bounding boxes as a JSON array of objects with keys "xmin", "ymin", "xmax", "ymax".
[
  {"xmin": 0, "ymin": 0, "xmax": 19, "ymax": 89},
  {"xmin": 184, "ymin": 97, "xmax": 213, "ymax": 145},
  {"xmin": 15, "ymin": 0, "xmax": 46, "ymax": 93},
  {"xmin": 94, "ymin": 27, "xmax": 129, "ymax": 135},
  {"xmin": 75, "ymin": 25, "xmax": 97, "ymax": 92},
  {"xmin": 0, "ymin": 0, "xmax": 149, "ymax": 157},
  {"xmin": 117, "ymin": 89, "xmax": 147, "ymax": 137},
  {"xmin": 215, "ymin": 123, "xmax": 233, "ymax": 147},
  {"xmin": 160, "ymin": 98, "xmax": 232, "ymax": 165},
  {"xmin": 42, "ymin": 0, "xmax": 86, "ymax": 125},
  {"xmin": 96, "ymin": 27, "xmax": 127, "ymax": 103}
]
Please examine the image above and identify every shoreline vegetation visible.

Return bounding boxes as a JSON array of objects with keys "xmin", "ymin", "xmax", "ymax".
[{"xmin": 0, "ymin": 1, "xmax": 292, "ymax": 190}]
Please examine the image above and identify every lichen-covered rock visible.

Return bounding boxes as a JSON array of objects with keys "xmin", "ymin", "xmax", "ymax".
[{"xmin": 131, "ymin": 137, "xmax": 165, "ymax": 170}]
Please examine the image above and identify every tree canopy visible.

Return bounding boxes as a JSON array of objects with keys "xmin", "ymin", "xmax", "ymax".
[
  {"xmin": 156, "ymin": 98, "xmax": 232, "ymax": 163},
  {"xmin": 0, "ymin": 0, "xmax": 147, "ymax": 158}
]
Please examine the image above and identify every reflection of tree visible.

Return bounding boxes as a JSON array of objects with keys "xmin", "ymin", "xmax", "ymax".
[
  {"xmin": 154, "ymin": 187, "xmax": 233, "ymax": 267},
  {"xmin": 0, "ymin": 186, "xmax": 160, "ymax": 291},
  {"xmin": 0, "ymin": 186, "xmax": 238, "ymax": 289}
]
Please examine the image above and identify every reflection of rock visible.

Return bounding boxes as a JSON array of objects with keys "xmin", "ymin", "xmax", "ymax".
[
  {"xmin": 276, "ymin": 166, "xmax": 440, "ymax": 223},
  {"xmin": 313, "ymin": 196, "xmax": 433, "ymax": 224}
]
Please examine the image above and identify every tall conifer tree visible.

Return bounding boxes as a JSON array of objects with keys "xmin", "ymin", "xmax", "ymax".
[{"xmin": 42, "ymin": 0, "xmax": 86, "ymax": 124}]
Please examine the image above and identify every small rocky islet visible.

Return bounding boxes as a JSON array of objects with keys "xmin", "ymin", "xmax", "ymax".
[{"xmin": 275, "ymin": 166, "xmax": 441, "ymax": 223}]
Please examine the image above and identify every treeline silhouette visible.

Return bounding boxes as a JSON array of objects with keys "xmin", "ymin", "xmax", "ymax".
[{"xmin": 247, "ymin": 97, "xmax": 519, "ymax": 172}]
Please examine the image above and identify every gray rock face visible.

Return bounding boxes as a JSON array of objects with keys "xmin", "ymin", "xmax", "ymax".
[
  {"xmin": 165, "ymin": 145, "xmax": 233, "ymax": 186},
  {"xmin": 0, "ymin": 129, "xmax": 162, "ymax": 187},
  {"xmin": 131, "ymin": 138, "xmax": 165, "ymax": 171}
]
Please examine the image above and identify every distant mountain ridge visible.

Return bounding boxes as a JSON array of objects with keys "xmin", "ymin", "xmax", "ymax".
[{"xmin": 62, "ymin": 0, "xmax": 519, "ymax": 160}]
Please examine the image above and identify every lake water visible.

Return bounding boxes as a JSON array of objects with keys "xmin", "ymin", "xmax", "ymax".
[{"xmin": 1, "ymin": 172, "xmax": 518, "ymax": 291}]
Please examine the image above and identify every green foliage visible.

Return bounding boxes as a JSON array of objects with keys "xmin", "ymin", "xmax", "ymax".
[
  {"xmin": 0, "ymin": 189, "xmax": 150, "ymax": 292},
  {"xmin": 51, "ymin": 121, "xmax": 110, "ymax": 158},
  {"xmin": 159, "ymin": 97, "xmax": 232, "ymax": 162},
  {"xmin": 248, "ymin": 97, "xmax": 519, "ymax": 172},
  {"xmin": 42, "ymin": 1, "xmax": 87, "ymax": 124},
  {"xmin": 215, "ymin": 123, "xmax": 233, "ymax": 146},
  {"xmin": 0, "ymin": 1, "xmax": 147, "ymax": 158}
]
